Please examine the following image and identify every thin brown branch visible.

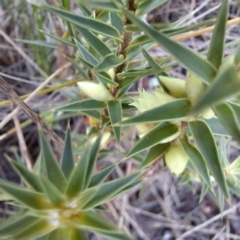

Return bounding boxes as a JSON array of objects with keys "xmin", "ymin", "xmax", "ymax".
[{"xmin": 0, "ymin": 76, "xmax": 64, "ymax": 148}]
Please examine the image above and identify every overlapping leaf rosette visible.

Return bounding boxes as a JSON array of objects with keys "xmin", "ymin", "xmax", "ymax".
[{"xmin": 0, "ymin": 128, "xmax": 139, "ymax": 240}]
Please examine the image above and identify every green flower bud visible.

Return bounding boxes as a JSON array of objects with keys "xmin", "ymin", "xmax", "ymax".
[
  {"xmin": 159, "ymin": 76, "xmax": 187, "ymax": 98},
  {"xmin": 185, "ymin": 71, "xmax": 204, "ymax": 105},
  {"xmin": 78, "ymin": 81, "xmax": 114, "ymax": 102},
  {"xmin": 165, "ymin": 145, "xmax": 188, "ymax": 175},
  {"xmin": 202, "ymin": 108, "xmax": 215, "ymax": 119}
]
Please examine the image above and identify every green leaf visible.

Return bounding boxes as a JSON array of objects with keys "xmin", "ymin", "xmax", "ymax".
[
  {"xmin": 192, "ymin": 55, "xmax": 240, "ymax": 113},
  {"xmin": 136, "ymin": 0, "xmax": 168, "ymax": 16},
  {"xmin": 0, "ymin": 180, "xmax": 51, "ymax": 210},
  {"xmin": 40, "ymin": 177, "xmax": 66, "ymax": 207},
  {"xmin": 76, "ymin": 26, "xmax": 112, "ymax": 57},
  {"xmin": 179, "ymin": 134, "xmax": 212, "ymax": 189},
  {"xmin": 108, "ymin": 100, "xmax": 122, "ymax": 143},
  {"xmin": 110, "ymin": 12, "xmax": 123, "ymax": 34},
  {"xmin": 61, "ymin": 126, "xmax": 75, "ymax": 179},
  {"xmin": 80, "ymin": 110, "xmax": 101, "ymax": 121},
  {"xmin": 94, "ymin": 53, "xmax": 124, "ymax": 72},
  {"xmin": 207, "ymin": 0, "xmax": 229, "ymax": 69},
  {"xmin": 16, "ymin": 39, "xmax": 60, "ymax": 49},
  {"xmin": 228, "ymin": 102, "xmax": 240, "ymax": 123},
  {"xmin": 89, "ymin": 164, "xmax": 116, "ymax": 188},
  {"xmin": 65, "ymin": 147, "xmax": 90, "ymax": 199},
  {"xmin": 39, "ymin": 131, "xmax": 67, "ymax": 192},
  {"xmin": 189, "ymin": 120, "xmax": 229, "ymax": 198},
  {"xmin": 199, "ymin": 182, "xmax": 208, "ymax": 203},
  {"xmin": 214, "ymin": 103, "xmax": 240, "ymax": 142},
  {"xmin": 75, "ymin": 211, "xmax": 132, "ymax": 240},
  {"xmin": 119, "ymin": 99, "xmax": 192, "ymax": 125},
  {"xmin": 84, "ymin": 134, "xmax": 102, "ymax": 188},
  {"xmin": 41, "ymin": 5, "xmax": 121, "ymax": 40},
  {"xmin": 201, "ymin": 118, "xmax": 230, "ymax": 136},
  {"xmin": 142, "ymin": 143, "xmax": 170, "ymax": 168},
  {"xmin": 120, "ymin": 8, "xmax": 216, "ymax": 84},
  {"xmin": 6, "ymin": 156, "xmax": 43, "ymax": 192},
  {"xmin": 75, "ymin": 0, "xmax": 123, "ymax": 12},
  {"xmin": 126, "ymin": 122, "xmax": 179, "ymax": 159},
  {"xmin": 0, "ymin": 215, "xmax": 39, "ymax": 238},
  {"xmin": 14, "ymin": 219, "xmax": 56, "ymax": 240},
  {"xmin": 82, "ymin": 172, "xmax": 140, "ymax": 209}
]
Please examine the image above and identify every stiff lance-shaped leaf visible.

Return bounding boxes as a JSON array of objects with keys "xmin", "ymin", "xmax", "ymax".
[
  {"xmin": 47, "ymin": 227, "xmax": 87, "ymax": 240},
  {"xmin": 75, "ymin": 0, "xmax": 123, "ymax": 12},
  {"xmin": 214, "ymin": 103, "xmax": 240, "ymax": 142},
  {"xmin": 201, "ymin": 118, "xmax": 230, "ymax": 136},
  {"xmin": 94, "ymin": 53, "xmax": 125, "ymax": 72},
  {"xmin": 14, "ymin": 219, "xmax": 57, "ymax": 240},
  {"xmin": 179, "ymin": 134, "xmax": 212, "ymax": 189},
  {"xmin": 192, "ymin": 55, "xmax": 240, "ymax": 113},
  {"xmin": 16, "ymin": 39, "xmax": 60, "ymax": 49},
  {"xmin": 119, "ymin": 99, "xmax": 192, "ymax": 125},
  {"xmin": 126, "ymin": 122, "xmax": 179, "ymax": 159},
  {"xmin": 65, "ymin": 147, "xmax": 91, "ymax": 199},
  {"xmin": 39, "ymin": 130, "xmax": 67, "ymax": 192},
  {"xmin": 136, "ymin": 0, "xmax": 168, "ymax": 16},
  {"xmin": 76, "ymin": 26, "xmax": 112, "ymax": 57},
  {"xmin": 228, "ymin": 102, "xmax": 240, "ymax": 123},
  {"xmin": 110, "ymin": 12, "xmax": 123, "ymax": 34},
  {"xmin": 89, "ymin": 164, "xmax": 116, "ymax": 188},
  {"xmin": 84, "ymin": 134, "xmax": 102, "ymax": 189},
  {"xmin": 61, "ymin": 126, "xmax": 75, "ymax": 179},
  {"xmin": 199, "ymin": 182, "xmax": 209, "ymax": 203},
  {"xmin": 120, "ymin": 8, "xmax": 216, "ymax": 84},
  {"xmin": 54, "ymin": 100, "xmax": 106, "ymax": 112},
  {"xmin": 82, "ymin": 172, "xmax": 140, "ymax": 210},
  {"xmin": 0, "ymin": 180, "xmax": 51, "ymax": 210},
  {"xmin": 0, "ymin": 215, "xmax": 39, "ymax": 238},
  {"xmin": 189, "ymin": 120, "xmax": 229, "ymax": 198},
  {"xmin": 40, "ymin": 5, "xmax": 121, "ymax": 40},
  {"xmin": 142, "ymin": 143, "xmax": 170, "ymax": 168},
  {"xmin": 80, "ymin": 110, "xmax": 101, "ymax": 121},
  {"xmin": 108, "ymin": 100, "xmax": 122, "ymax": 143},
  {"xmin": 74, "ymin": 211, "xmax": 133, "ymax": 240},
  {"xmin": 40, "ymin": 177, "xmax": 66, "ymax": 207},
  {"xmin": 6, "ymin": 156, "xmax": 43, "ymax": 192},
  {"xmin": 207, "ymin": 0, "xmax": 229, "ymax": 69}
]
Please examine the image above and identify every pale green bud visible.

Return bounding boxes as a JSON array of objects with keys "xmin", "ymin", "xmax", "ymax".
[
  {"xmin": 165, "ymin": 145, "xmax": 188, "ymax": 176},
  {"xmin": 159, "ymin": 76, "xmax": 187, "ymax": 98},
  {"xmin": 78, "ymin": 81, "xmax": 114, "ymax": 102},
  {"xmin": 185, "ymin": 71, "xmax": 204, "ymax": 105},
  {"xmin": 202, "ymin": 108, "xmax": 215, "ymax": 119}
]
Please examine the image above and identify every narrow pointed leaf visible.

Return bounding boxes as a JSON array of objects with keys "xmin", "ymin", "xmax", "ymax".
[
  {"xmin": 0, "ymin": 180, "xmax": 50, "ymax": 210},
  {"xmin": 228, "ymin": 102, "xmax": 240, "ymax": 123},
  {"xmin": 16, "ymin": 39, "xmax": 60, "ymax": 49},
  {"xmin": 82, "ymin": 172, "xmax": 140, "ymax": 209},
  {"xmin": 214, "ymin": 103, "xmax": 240, "ymax": 142},
  {"xmin": 76, "ymin": 26, "xmax": 112, "ymax": 57},
  {"xmin": 110, "ymin": 12, "xmax": 123, "ymax": 34},
  {"xmin": 136, "ymin": 0, "xmax": 168, "ymax": 16},
  {"xmin": 40, "ymin": 177, "xmax": 66, "ymax": 207},
  {"xmin": 39, "ymin": 131, "xmax": 67, "ymax": 192},
  {"xmin": 189, "ymin": 120, "xmax": 229, "ymax": 198},
  {"xmin": 80, "ymin": 110, "xmax": 101, "ymax": 121},
  {"xmin": 126, "ymin": 122, "xmax": 179, "ymax": 159},
  {"xmin": 179, "ymin": 134, "xmax": 212, "ymax": 189},
  {"xmin": 75, "ymin": 211, "xmax": 132, "ymax": 240},
  {"xmin": 65, "ymin": 148, "xmax": 90, "ymax": 199},
  {"xmin": 142, "ymin": 143, "xmax": 170, "ymax": 168},
  {"xmin": 94, "ymin": 54, "xmax": 124, "ymax": 72},
  {"xmin": 6, "ymin": 156, "xmax": 43, "ymax": 192},
  {"xmin": 89, "ymin": 164, "xmax": 116, "ymax": 188},
  {"xmin": 14, "ymin": 219, "xmax": 56, "ymax": 240},
  {"xmin": 202, "ymin": 118, "xmax": 230, "ymax": 136},
  {"xmin": 0, "ymin": 215, "xmax": 39, "ymax": 238},
  {"xmin": 41, "ymin": 5, "xmax": 121, "ymax": 40},
  {"xmin": 55, "ymin": 100, "xmax": 106, "ymax": 112},
  {"xmin": 207, "ymin": 0, "xmax": 228, "ymax": 69},
  {"xmin": 47, "ymin": 227, "xmax": 87, "ymax": 240},
  {"xmin": 119, "ymin": 99, "xmax": 191, "ymax": 125},
  {"xmin": 192, "ymin": 55, "xmax": 240, "ymax": 113},
  {"xmin": 61, "ymin": 127, "xmax": 75, "ymax": 179},
  {"xmin": 84, "ymin": 134, "xmax": 102, "ymax": 188},
  {"xmin": 121, "ymin": 8, "xmax": 216, "ymax": 84},
  {"xmin": 108, "ymin": 100, "xmax": 122, "ymax": 143}
]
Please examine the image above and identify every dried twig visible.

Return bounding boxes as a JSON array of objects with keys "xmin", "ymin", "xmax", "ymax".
[
  {"xmin": 0, "ymin": 76, "xmax": 64, "ymax": 148},
  {"xmin": 0, "ymin": 62, "xmax": 71, "ymax": 129}
]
